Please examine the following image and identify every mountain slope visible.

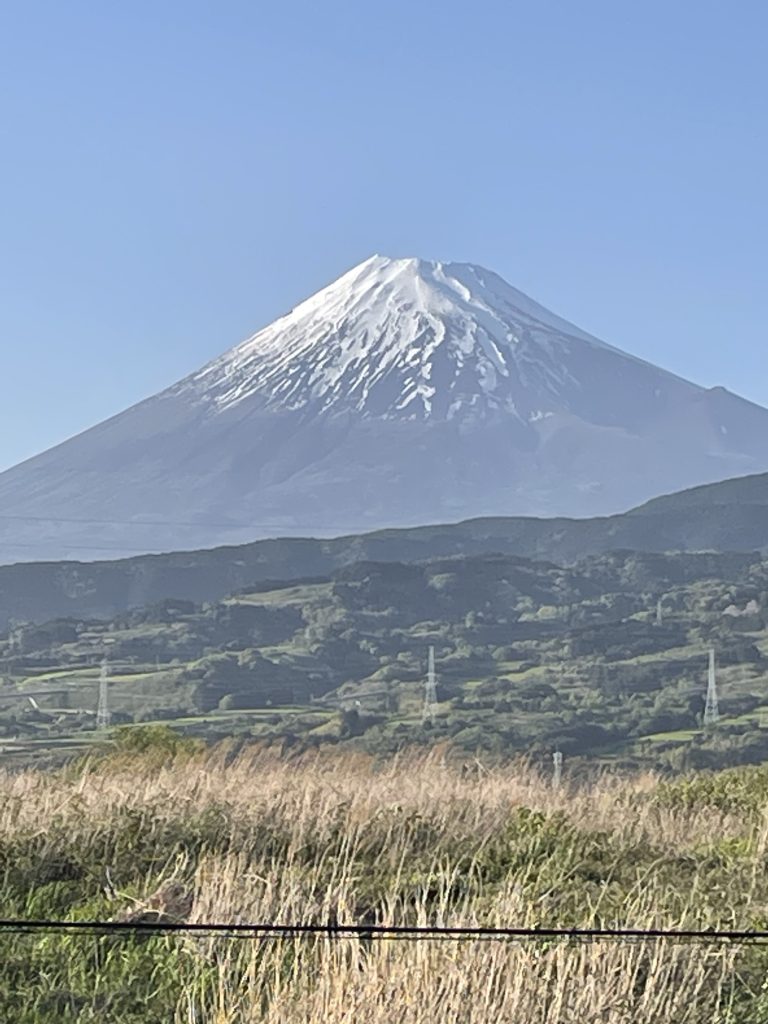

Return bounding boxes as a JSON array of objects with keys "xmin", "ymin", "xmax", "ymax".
[{"xmin": 2, "ymin": 255, "xmax": 768, "ymax": 562}]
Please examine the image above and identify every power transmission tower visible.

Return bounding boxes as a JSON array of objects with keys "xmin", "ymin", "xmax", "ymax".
[
  {"xmin": 703, "ymin": 647, "xmax": 719, "ymax": 726},
  {"xmin": 422, "ymin": 645, "xmax": 438, "ymax": 725},
  {"xmin": 96, "ymin": 657, "xmax": 111, "ymax": 729},
  {"xmin": 552, "ymin": 750, "xmax": 563, "ymax": 789}
]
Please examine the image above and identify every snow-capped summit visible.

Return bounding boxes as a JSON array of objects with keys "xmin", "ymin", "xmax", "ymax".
[
  {"xmin": 175, "ymin": 255, "xmax": 646, "ymax": 422},
  {"xmin": 1, "ymin": 254, "xmax": 768, "ymax": 563}
]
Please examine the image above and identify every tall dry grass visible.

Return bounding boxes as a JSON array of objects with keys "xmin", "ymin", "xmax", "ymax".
[{"xmin": 0, "ymin": 744, "xmax": 764, "ymax": 1022}]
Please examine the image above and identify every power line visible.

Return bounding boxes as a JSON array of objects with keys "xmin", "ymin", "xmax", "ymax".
[
  {"xmin": 0, "ymin": 510, "xmax": 401, "ymax": 533},
  {"xmin": 0, "ymin": 514, "xmax": 444, "ymax": 556},
  {"xmin": 0, "ymin": 540, "xmax": 179, "ymax": 555},
  {"xmin": 0, "ymin": 919, "xmax": 765, "ymax": 945},
  {"xmin": 0, "ymin": 536, "xmax": 341, "ymax": 556}
]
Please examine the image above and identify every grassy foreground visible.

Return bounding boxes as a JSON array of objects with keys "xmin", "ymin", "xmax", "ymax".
[{"xmin": 3, "ymin": 737, "xmax": 768, "ymax": 1022}]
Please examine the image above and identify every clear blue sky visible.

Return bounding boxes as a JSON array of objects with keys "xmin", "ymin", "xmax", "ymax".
[{"xmin": 1, "ymin": 0, "xmax": 766, "ymax": 471}]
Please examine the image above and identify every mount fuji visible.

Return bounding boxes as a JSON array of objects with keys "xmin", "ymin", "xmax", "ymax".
[{"xmin": 2, "ymin": 254, "xmax": 768, "ymax": 562}]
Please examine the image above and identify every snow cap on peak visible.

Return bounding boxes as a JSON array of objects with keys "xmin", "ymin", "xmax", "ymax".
[{"xmin": 178, "ymin": 253, "xmax": 671, "ymax": 422}]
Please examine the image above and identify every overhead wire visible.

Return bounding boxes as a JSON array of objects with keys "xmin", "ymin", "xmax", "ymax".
[
  {"xmin": 0, "ymin": 510, "xmax": 403, "ymax": 533},
  {"xmin": 0, "ymin": 919, "xmax": 765, "ymax": 945}
]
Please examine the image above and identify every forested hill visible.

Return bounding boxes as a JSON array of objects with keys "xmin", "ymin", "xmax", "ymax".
[
  {"xmin": 1, "ymin": 470, "xmax": 767, "ymax": 632},
  {"xmin": 634, "ymin": 470, "xmax": 768, "ymax": 514}
]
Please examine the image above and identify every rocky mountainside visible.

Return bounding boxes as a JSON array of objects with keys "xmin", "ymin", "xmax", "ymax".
[{"xmin": 2, "ymin": 255, "xmax": 768, "ymax": 562}]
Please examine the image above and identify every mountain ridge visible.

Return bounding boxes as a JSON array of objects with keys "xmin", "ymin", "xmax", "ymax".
[{"xmin": 1, "ymin": 469, "xmax": 767, "ymax": 633}]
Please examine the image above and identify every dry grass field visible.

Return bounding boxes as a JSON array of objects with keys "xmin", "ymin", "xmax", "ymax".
[{"xmin": 1, "ymin": 733, "xmax": 767, "ymax": 1022}]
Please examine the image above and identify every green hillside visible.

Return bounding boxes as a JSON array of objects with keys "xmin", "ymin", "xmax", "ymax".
[{"xmin": 3, "ymin": 547, "xmax": 768, "ymax": 770}]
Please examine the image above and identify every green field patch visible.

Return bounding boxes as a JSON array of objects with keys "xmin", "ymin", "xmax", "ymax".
[
  {"xmin": 225, "ymin": 582, "xmax": 332, "ymax": 607},
  {"xmin": 639, "ymin": 729, "xmax": 701, "ymax": 744}
]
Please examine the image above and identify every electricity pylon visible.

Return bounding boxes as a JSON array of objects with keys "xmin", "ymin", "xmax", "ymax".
[
  {"xmin": 703, "ymin": 647, "xmax": 719, "ymax": 726},
  {"xmin": 553, "ymin": 750, "xmax": 563, "ymax": 788},
  {"xmin": 423, "ymin": 645, "xmax": 438, "ymax": 724},
  {"xmin": 96, "ymin": 657, "xmax": 111, "ymax": 729}
]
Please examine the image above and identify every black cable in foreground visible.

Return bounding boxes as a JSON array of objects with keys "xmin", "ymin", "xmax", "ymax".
[{"xmin": 0, "ymin": 920, "xmax": 766, "ymax": 944}]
